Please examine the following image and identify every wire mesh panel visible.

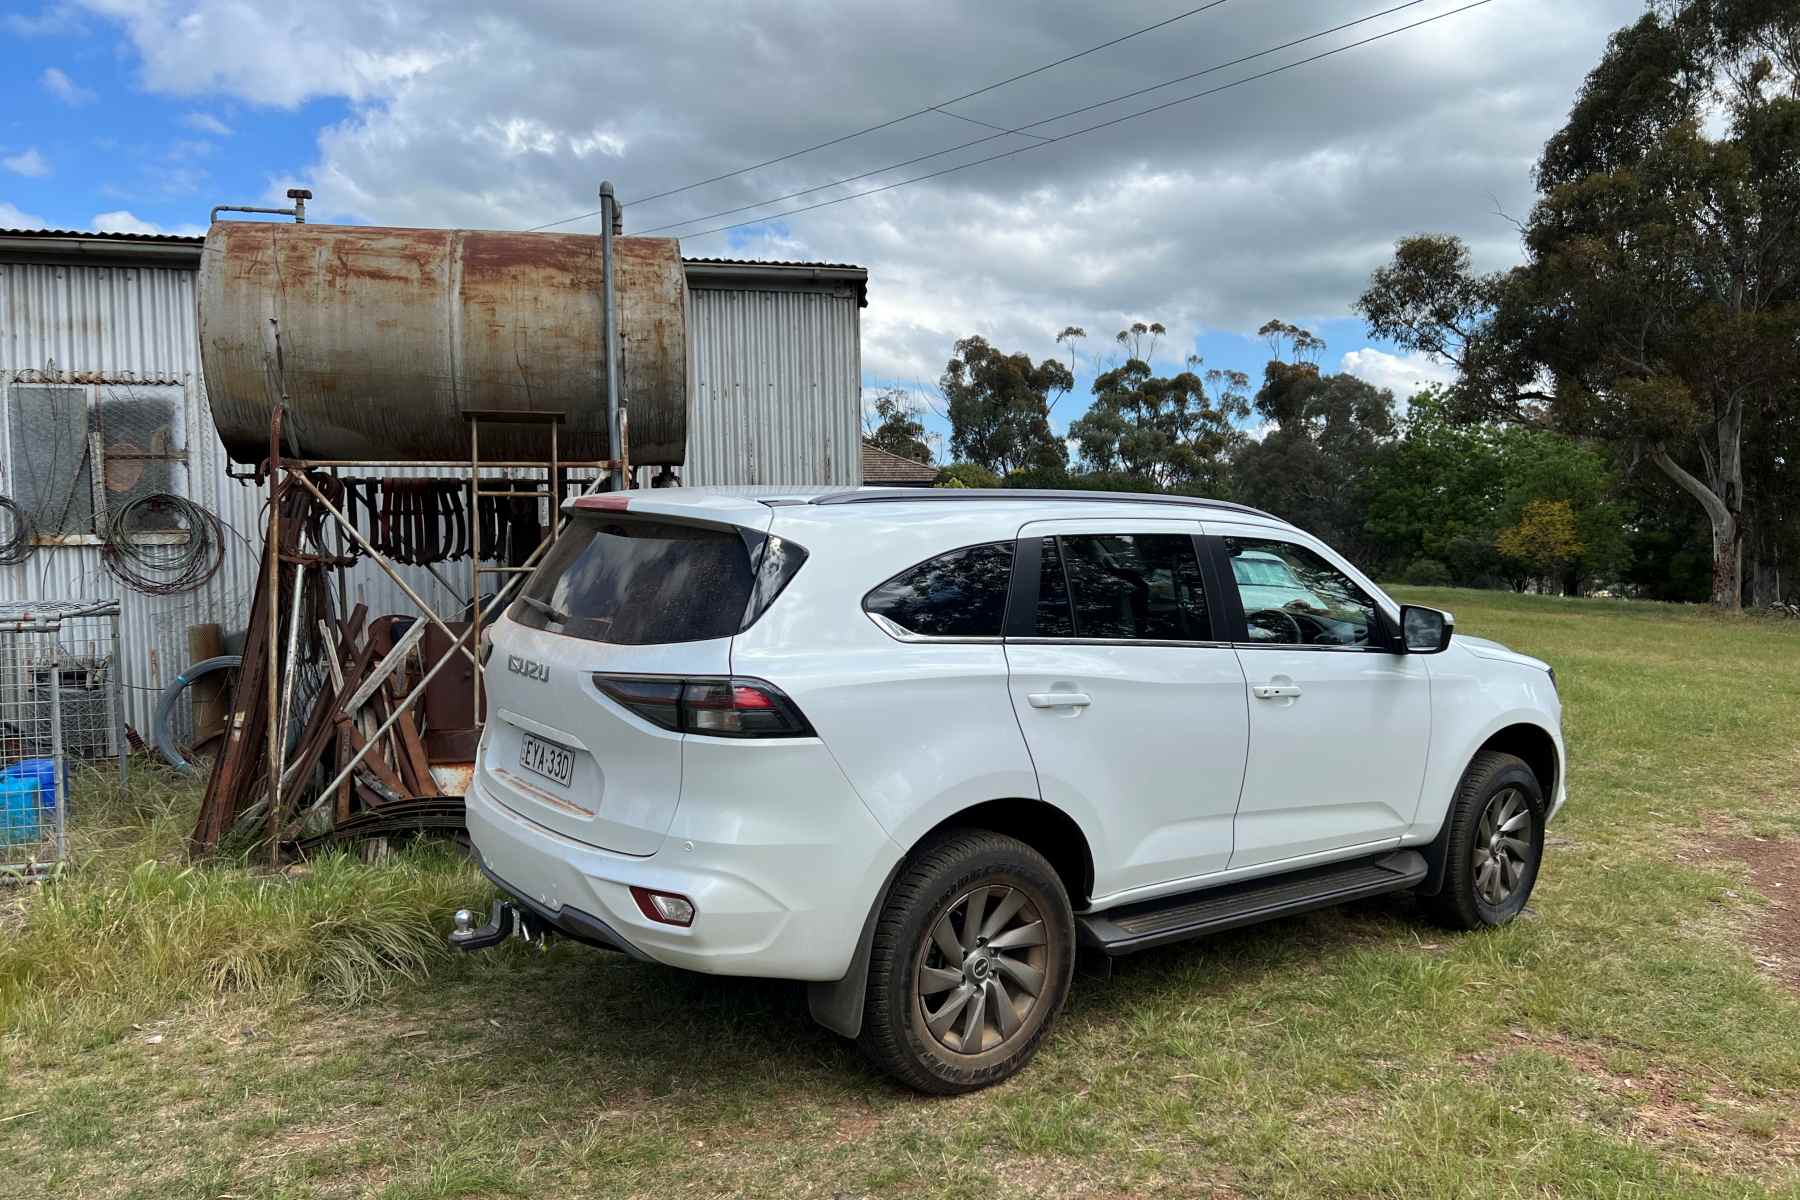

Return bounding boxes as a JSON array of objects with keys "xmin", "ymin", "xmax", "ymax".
[{"xmin": 0, "ymin": 599, "xmax": 127, "ymax": 880}]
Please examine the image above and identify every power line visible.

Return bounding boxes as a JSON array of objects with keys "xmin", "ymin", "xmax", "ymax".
[
  {"xmin": 673, "ymin": 0, "xmax": 1498, "ymax": 242},
  {"xmin": 523, "ymin": 0, "xmax": 1241, "ymax": 232},
  {"xmin": 638, "ymin": 0, "xmax": 1435, "ymax": 237}
]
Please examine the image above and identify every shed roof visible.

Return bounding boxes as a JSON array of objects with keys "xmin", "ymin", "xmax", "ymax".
[
  {"xmin": 0, "ymin": 228, "xmax": 870, "ymax": 303},
  {"xmin": 860, "ymin": 441, "xmax": 940, "ymax": 486}
]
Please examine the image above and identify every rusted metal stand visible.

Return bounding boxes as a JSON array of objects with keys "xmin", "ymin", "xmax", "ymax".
[{"xmin": 189, "ymin": 429, "xmax": 628, "ymax": 858}]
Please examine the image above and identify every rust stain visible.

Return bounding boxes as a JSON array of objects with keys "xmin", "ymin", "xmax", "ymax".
[{"xmin": 492, "ymin": 767, "xmax": 594, "ymax": 818}]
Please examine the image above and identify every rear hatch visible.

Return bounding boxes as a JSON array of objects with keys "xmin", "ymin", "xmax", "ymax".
[{"xmin": 478, "ymin": 500, "xmax": 776, "ymax": 855}]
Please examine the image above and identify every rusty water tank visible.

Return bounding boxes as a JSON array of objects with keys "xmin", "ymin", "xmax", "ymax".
[{"xmin": 198, "ymin": 222, "xmax": 687, "ymax": 465}]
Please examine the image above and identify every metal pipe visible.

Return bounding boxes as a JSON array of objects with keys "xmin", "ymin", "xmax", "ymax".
[
  {"xmin": 265, "ymin": 333, "xmax": 286, "ymax": 867},
  {"xmin": 267, "ymin": 460, "xmax": 615, "ymax": 469},
  {"xmin": 110, "ymin": 608, "xmax": 128, "ymax": 794},
  {"xmin": 211, "ymin": 188, "xmax": 311, "ymax": 226},
  {"xmin": 287, "ymin": 471, "xmax": 482, "ymax": 670},
  {"xmin": 600, "ymin": 181, "xmax": 624, "ymax": 491},
  {"xmin": 48, "ymin": 643, "xmax": 64, "ymax": 866},
  {"xmin": 309, "ymin": 539, "xmax": 549, "ymax": 811},
  {"xmin": 273, "ymin": 565, "xmax": 306, "ymax": 829}
]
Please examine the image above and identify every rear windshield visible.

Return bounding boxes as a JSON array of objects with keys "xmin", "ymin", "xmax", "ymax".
[{"xmin": 511, "ymin": 514, "xmax": 755, "ymax": 645}]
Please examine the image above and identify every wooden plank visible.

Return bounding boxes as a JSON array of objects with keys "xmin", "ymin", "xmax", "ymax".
[
  {"xmin": 386, "ymin": 677, "xmax": 437, "ymax": 796},
  {"xmin": 186, "ymin": 623, "xmax": 227, "ymax": 744},
  {"xmin": 192, "ymin": 480, "xmax": 310, "ymax": 853},
  {"xmin": 344, "ymin": 617, "xmax": 426, "ymax": 715},
  {"xmin": 334, "ymin": 716, "xmax": 411, "ymax": 800}
]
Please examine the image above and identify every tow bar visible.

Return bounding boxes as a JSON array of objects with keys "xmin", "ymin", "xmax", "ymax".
[{"xmin": 448, "ymin": 899, "xmax": 550, "ymax": 952}]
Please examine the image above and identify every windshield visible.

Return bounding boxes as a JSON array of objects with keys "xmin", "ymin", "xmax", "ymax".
[{"xmin": 1232, "ymin": 556, "xmax": 1304, "ymax": 589}]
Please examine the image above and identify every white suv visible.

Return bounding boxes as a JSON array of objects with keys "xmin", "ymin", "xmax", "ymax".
[{"xmin": 454, "ymin": 487, "xmax": 1565, "ymax": 1093}]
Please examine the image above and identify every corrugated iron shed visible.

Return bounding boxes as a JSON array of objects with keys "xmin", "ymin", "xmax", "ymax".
[{"xmin": 0, "ymin": 226, "xmax": 867, "ymax": 737}]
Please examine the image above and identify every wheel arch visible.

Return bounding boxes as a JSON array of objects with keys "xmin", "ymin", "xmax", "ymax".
[
  {"xmin": 807, "ymin": 796, "xmax": 1094, "ymax": 1039},
  {"xmin": 1416, "ymin": 722, "xmax": 1559, "ymax": 897}
]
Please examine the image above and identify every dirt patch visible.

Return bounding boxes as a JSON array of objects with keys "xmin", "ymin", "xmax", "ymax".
[
  {"xmin": 1689, "ymin": 832, "xmax": 1800, "ymax": 993},
  {"xmin": 1463, "ymin": 1033, "xmax": 1800, "ymax": 1175}
]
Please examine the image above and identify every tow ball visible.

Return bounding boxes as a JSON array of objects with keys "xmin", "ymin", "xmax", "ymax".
[{"xmin": 448, "ymin": 899, "xmax": 550, "ymax": 952}]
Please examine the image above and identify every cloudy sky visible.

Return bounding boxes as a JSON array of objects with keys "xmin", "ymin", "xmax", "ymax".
[{"xmin": 2, "ymin": 0, "xmax": 1644, "ymax": 454}]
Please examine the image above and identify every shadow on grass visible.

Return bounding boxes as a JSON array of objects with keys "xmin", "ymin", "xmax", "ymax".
[{"xmin": 389, "ymin": 892, "xmax": 1433, "ymax": 1107}]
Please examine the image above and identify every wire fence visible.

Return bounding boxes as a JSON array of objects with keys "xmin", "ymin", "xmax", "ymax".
[{"xmin": 0, "ymin": 599, "xmax": 128, "ymax": 880}]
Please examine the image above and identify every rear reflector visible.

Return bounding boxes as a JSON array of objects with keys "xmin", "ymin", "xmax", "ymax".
[
  {"xmin": 592, "ymin": 674, "xmax": 814, "ymax": 738},
  {"xmin": 630, "ymin": 886, "xmax": 696, "ymax": 926}
]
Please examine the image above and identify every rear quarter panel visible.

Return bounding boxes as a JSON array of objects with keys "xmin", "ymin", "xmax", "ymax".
[{"xmin": 731, "ymin": 507, "xmax": 1043, "ymax": 856}]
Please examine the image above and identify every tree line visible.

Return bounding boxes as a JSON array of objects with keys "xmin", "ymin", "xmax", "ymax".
[{"xmin": 866, "ymin": 0, "xmax": 1798, "ymax": 609}]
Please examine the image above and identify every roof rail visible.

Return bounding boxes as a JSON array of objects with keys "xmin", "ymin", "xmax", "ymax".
[{"xmin": 810, "ymin": 488, "xmax": 1280, "ymax": 521}]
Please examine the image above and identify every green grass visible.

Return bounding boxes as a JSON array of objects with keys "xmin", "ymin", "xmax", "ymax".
[{"xmin": 3, "ymin": 590, "xmax": 1799, "ymax": 1198}]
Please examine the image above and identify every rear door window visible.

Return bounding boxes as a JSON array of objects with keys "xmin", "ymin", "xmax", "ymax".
[
  {"xmin": 864, "ymin": 541, "xmax": 1015, "ymax": 638},
  {"xmin": 1051, "ymin": 533, "xmax": 1212, "ymax": 641},
  {"xmin": 512, "ymin": 514, "xmax": 757, "ymax": 645}
]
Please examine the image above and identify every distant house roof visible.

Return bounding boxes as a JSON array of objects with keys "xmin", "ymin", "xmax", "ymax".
[
  {"xmin": 861, "ymin": 441, "xmax": 939, "ymax": 487},
  {"xmin": 0, "ymin": 228, "xmax": 870, "ymax": 303}
]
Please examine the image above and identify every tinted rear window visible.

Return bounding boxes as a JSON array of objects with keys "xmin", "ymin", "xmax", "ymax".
[
  {"xmin": 864, "ymin": 541, "xmax": 1015, "ymax": 638},
  {"xmin": 512, "ymin": 514, "xmax": 753, "ymax": 645}
]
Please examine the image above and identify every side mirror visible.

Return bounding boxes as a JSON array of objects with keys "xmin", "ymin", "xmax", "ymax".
[{"xmin": 1399, "ymin": 605, "xmax": 1454, "ymax": 654}]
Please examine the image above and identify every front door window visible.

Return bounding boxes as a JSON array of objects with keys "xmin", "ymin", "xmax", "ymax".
[{"xmin": 1225, "ymin": 537, "xmax": 1376, "ymax": 648}]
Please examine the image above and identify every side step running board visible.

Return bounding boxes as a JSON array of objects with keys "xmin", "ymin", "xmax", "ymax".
[{"xmin": 1077, "ymin": 849, "xmax": 1428, "ymax": 956}]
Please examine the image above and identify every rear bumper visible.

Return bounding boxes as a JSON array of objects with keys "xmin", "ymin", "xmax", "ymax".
[
  {"xmin": 465, "ymin": 763, "xmax": 900, "ymax": 981},
  {"xmin": 474, "ymin": 861, "xmax": 651, "ymax": 960}
]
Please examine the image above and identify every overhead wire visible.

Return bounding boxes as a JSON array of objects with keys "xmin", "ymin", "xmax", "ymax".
[
  {"xmin": 523, "ymin": 0, "xmax": 1243, "ymax": 230},
  {"xmin": 637, "ymin": 0, "xmax": 1437, "ymax": 236},
  {"xmin": 668, "ymin": 0, "xmax": 1499, "ymax": 242}
]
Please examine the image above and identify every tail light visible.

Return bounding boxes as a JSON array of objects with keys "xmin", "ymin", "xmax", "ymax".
[{"xmin": 592, "ymin": 674, "xmax": 814, "ymax": 738}]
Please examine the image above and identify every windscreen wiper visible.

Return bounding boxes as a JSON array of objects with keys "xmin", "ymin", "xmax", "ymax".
[{"xmin": 519, "ymin": 595, "xmax": 569, "ymax": 624}]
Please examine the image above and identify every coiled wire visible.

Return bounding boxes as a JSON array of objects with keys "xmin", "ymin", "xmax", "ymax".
[
  {"xmin": 100, "ymin": 493, "xmax": 225, "ymax": 594},
  {"xmin": 0, "ymin": 497, "xmax": 35, "ymax": 566}
]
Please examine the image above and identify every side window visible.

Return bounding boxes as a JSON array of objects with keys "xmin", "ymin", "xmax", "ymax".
[
  {"xmin": 1051, "ymin": 533, "xmax": 1211, "ymax": 641},
  {"xmin": 1225, "ymin": 538, "xmax": 1377, "ymax": 646},
  {"xmin": 864, "ymin": 541, "xmax": 1015, "ymax": 638}
]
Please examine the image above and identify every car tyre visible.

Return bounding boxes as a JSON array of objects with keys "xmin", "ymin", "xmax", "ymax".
[
  {"xmin": 1420, "ymin": 750, "xmax": 1546, "ymax": 931},
  {"xmin": 859, "ymin": 829, "xmax": 1075, "ymax": 1095}
]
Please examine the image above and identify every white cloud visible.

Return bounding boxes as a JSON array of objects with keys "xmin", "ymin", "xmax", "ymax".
[
  {"xmin": 0, "ymin": 201, "xmax": 49, "ymax": 229},
  {"xmin": 2, "ymin": 149, "xmax": 51, "ymax": 178},
  {"xmin": 1339, "ymin": 348, "xmax": 1458, "ymax": 402},
  {"xmin": 181, "ymin": 112, "xmax": 233, "ymax": 136},
  {"xmin": 41, "ymin": 66, "xmax": 96, "ymax": 106},
  {"xmin": 90, "ymin": 210, "xmax": 205, "ymax": 237},
  {"xmin": 4, "ymin": 5, "xmax": 85, "ymax": 37},
  {"xmin": 69, "ymin": 0, "xmax": 1644, "ymax": 387}
]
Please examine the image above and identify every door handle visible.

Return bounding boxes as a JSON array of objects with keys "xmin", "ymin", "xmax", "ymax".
[
  {"xmin": 1252, "ymin": 683, "xmax": 1303, "ymax": 700},
  {"xmin": 1027, "ymin": 691, "xmax": 1092, "ymax": 709}
]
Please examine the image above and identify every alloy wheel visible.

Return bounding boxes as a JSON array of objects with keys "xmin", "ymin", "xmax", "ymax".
[
  {"xmin": 914, "ymin": 884, "xmax": 1049, "ymax": 1057},
  {"xmin": 1473, "ymin": 786, "xmax": 1533, "ymax": 906}
]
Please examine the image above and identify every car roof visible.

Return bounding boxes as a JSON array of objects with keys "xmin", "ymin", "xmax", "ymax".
[{"xmin": 575, "ymin": 485, "xmax": 1288, "ymax": 528}]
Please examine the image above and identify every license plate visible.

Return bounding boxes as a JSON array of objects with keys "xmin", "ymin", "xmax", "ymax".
[{"xmin": 518, "ymin": 733, "xmax": 575, "ymax": 787}]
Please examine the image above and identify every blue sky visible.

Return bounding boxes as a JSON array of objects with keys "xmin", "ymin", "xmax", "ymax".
[
  {"xmin": 2, "ymin": 1, "xmax": 1639, "ymax": 460},
  {"xmin": 1, "ymin": 9, "xmax": 344, "ymax": 236}
]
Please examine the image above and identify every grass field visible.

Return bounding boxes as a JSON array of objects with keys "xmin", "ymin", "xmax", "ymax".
[{"xmin": 3, "ymin": 589, "xmax": 1799, "ymax": 1199}]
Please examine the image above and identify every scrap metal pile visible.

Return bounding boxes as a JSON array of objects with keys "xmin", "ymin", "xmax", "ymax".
[{"xmin": 189, "ymin": 474, "xmax": 491, "ymax": 856}]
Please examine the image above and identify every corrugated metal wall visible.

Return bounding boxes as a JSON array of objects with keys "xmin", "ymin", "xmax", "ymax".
[
  {"xmin": 0, "ymin": 257, "xmax": 863, "ymax": 737},
  {"xmin": 0, "ymin": 259, "xmax": 469, "ymax": 736},
  {"xmin": 684, "ymin": 286, "xmax": 862, "ymax": 487}
]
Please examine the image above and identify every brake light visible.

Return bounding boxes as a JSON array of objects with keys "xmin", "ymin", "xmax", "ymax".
[{"xmin": 591, "ymin": 674, "xmax": 814, "ymax": 738}]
